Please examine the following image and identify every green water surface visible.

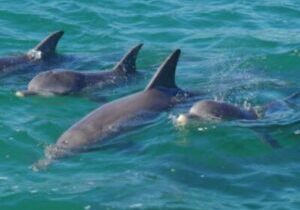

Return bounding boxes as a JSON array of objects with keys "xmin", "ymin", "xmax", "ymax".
[{"xmin": 0, "ymin": 1, "xmax": 300, "ymax": 209}]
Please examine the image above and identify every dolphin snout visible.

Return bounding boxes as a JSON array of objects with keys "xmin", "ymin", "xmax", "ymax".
[
  {"xmin": 176, "ymin": 114, "xmax": 188, "ymax": 126},
  {"xmin": 15, "ymin": 90, "xmax": 38, "ymax": 97},
  {"xmin": 16, "ymin": 90, "xmax": 55, "ymax": 97},
  {"xmin": 175, "ymin": 113, "xmax": 201, "ymax": 126}
]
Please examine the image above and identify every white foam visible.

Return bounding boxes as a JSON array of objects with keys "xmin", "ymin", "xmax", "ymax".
[
  {"xmin": 27, "ymin": 49, "xmax": 42, "ymax": 60},
  {"xmin": 129, "ymin": 203, "xmax": 143, "ymax": 209},
  {"xmin": 15, "ymin": 91, "xmax": 25, "ymax": 97},
  {"xmin": 84, "ymin": 205, "xmax": 91, "ymax": 210},
  {"xmin": 29, "ymin": 189, "xmax": 38, "ymax": 194}
]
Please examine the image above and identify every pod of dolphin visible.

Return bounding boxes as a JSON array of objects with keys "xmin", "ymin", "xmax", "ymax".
[{"xmin": 1, "ymin": 30, "xmax": 299, "ymax": 170}]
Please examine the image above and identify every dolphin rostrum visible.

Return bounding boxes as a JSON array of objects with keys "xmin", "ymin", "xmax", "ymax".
[
  {"xmin": 16, "ymin": 44, "xmax": 143, "ymax": 97},
  {"xmin": 0, "ymin": 31, "xmax": 64, "ymax": 74},
  {"xmin": 34, "ymin": 49, "xmax": 190, "ymax": 169}
]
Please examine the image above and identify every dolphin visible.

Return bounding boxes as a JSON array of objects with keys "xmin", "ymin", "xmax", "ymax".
[
  {"xmin": 0, "ymin": 31, "xmax": 64, "ymax": 74},
  {"xmin": 176, "ymin": 92, "xmax": 300, "ymax": 125},
  {"xmin": 16, "ymin": 44, "xmax": 143, "ymax": 97},
  {"xmin": 175, "ymin": 99, "xmax": 289, "ymax": 148},
  {"xmin": 176, "ymin": 100, "xmax": 257, "ymax": 123},
  {"xmin": 177, "ymin": 92, "xmax": 300, "ymax": 124},
  {"xmin": 34, "ymin": 49, "xmax": 191, "ymax": 169}
]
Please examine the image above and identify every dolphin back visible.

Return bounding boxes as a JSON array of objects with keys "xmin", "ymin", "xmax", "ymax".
[{"xmin": 145, "ymin": 49, "xmax": 180, "ymax": 90}]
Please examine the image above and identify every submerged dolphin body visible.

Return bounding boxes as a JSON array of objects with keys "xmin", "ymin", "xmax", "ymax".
[
  {"xmin": 259, "ymin": 92, "xmax": 300, "ymax": 117},
  {"xmin": 0, "ymin": 31, "xmax": 64, "ymax": 74},
  {"xmin": 35, "ymin": 49, "xmax": 190, "ymax": 169},
  {"xmin": 16, "ymin": 44, "xmax": 143, "ymax": 96}
]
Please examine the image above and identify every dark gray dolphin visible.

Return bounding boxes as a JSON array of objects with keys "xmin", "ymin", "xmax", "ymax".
[
  {"xmin": 0, "ymin": 31, "xmax": 64, "ymax": 74},
  {"xmin": 16, "ymin": 44, "xmax": 143, "ymax": 97},
  {"xmin": 34, "ymin": 49, "xmax": 190, "ymax": 169}
]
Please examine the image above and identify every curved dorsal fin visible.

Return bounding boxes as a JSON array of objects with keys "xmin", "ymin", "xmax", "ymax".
[
  {"xmin": 145, "ymin": 49, "xmax": 180, "ymax": 90},
  {"xmin": 113, "ymin": 43, "xmax": 143, "ymax": 74},
  {"xmin": 32, "ymin": 30, "xmax": 64, "ymax": 58}
]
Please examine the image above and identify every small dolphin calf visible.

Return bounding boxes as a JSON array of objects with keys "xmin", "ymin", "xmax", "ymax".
[
  {"xmin": 176, "ymin": 99, "xmax": 291, "ymax": 148},
  {"xmin": 176, "ymin": 100, "xmax": 257, "ymax": 124},
  {"xmin": 16, "ymin": 44, "xmax": 143, "ymax": 96},
  {"xmin": 0, "ymin": 31, "xmax": 64, "ymax": 74},
  {"xmin": 35, "ymin": 49, "xmax": 190, "ymax": 169},
  {"xmin": 177, "ymin": 92, "xmax": 300, "ymax": 125}
]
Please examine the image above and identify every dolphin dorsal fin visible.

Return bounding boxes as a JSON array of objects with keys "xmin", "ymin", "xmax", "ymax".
[
  {"xmin": 145, "ymin": 49, "xmax": 180, "ymax": 90},
  {"xmin": 113, "ymin": 43, "xmax": 143, "ymax": 74},
  {"xmin": 31, "ymin": 30, "xmax": 64, "ymax": 58}
]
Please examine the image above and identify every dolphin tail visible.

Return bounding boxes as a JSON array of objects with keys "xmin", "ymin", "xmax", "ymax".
[
  {"xmin": 30, "ymin": 30, "xmax": 64, "ymax": 59},
  {"xmin": 113, "ymin": 43, "xmax": 143, "ymax": 74},
  {"xmin": 145, "ymin": 49, "xmax": 180, "ymax": 90}
]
